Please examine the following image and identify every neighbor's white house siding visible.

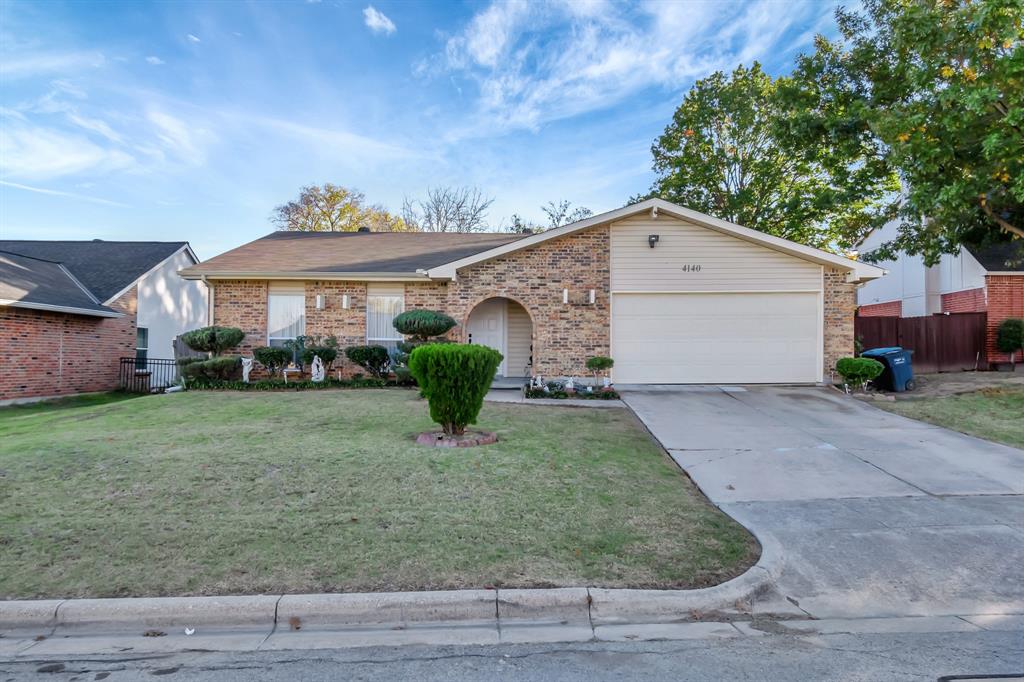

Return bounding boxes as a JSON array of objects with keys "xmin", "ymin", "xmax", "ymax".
[
  {"xmin": 505, "ymin": 301, "xmax": 532, "ymax": 378},
  {"xmin": 857, "ymin": 219, "xmax": 987, "ymax": 316},
  {"xmin": 609, "ymin": 215, "xmax": 822, "ymax": 292},
  {"xmin": 136, "ymin": 248, "xmax": 209, "ymax": 359}
]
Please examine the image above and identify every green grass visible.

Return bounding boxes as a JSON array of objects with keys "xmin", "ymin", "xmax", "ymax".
[
  {"xmin": 0, "ymin": 389, "xmax": 757, "ymax": 599},
  {"xmin": 878, "ymin": 386, "xmax": 1024, "ymax": 449}
]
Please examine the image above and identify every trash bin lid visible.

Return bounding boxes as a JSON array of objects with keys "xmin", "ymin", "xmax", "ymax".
[{"xmin": 862, "ymin": 346, "xmax": 902, "ymax": 356}]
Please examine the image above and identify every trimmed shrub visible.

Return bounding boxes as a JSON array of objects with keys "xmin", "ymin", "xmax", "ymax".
[
  {"xmin": 253, "ymin": 346, "xmax": 291, "ymax": 376},
  {"xmin": 996, "ymin": 318, "xmax": 1024, "ymax": 361},
  {"xmin": 586, "ymin": 356, "xmax": 614, "ymax": 373},
  {"xmin": 181, "ymin": 356, "xmax": 242, "ymax": 382},
  {"xmin": 835, "ymin": 357, "xmax": 884, "ymax": 388},
  {"xmin": 180, "ymin": 326, "xmax": 245, "ymax": 356},
  {"xmin": 392, "ymin": 310, "xmax": 457, "ymax": 342},
  {"xmin": 345, "ymin": 345, "xmax": 391, "ymax": 378},
  {"xmin": 300, "ymin": 346, "xmax": 339, "ymax": 368},
  {"xmin": 408, "ymin": 343, "xmax": 502, "ymax": 436}
]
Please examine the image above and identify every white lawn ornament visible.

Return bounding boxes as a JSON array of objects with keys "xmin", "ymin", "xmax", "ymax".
[
  {"xmin": 311, "ymin": 354, "xmax": 326, "ymax": 382},
  {"xmin": 565, "ymin": 377, "xmax": 575, "ymax": 392},
  {"xmin": 241, "ymin": 357, "xmax": 254, "ymax": 383},
  {"xmin": 602, "ymin": 376, "xmax": 611, "ymax": 389}
]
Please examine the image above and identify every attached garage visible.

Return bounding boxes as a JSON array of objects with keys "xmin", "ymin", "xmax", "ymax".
[{"xmin": 610, "ymin": 213, "xmax": 825, "ymax": 384}]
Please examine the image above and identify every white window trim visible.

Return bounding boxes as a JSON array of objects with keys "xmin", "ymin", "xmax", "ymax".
[{"xmin": 366, "ymin": 293, "xmax": 405, "ymax": 347}]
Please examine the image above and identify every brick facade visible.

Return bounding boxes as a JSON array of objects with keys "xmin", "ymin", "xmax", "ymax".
[
  {"xmin": 210, "ymin": 226, "xmax": 860, "ymax": 383},
  {"xmin": 984, "ymin": 275, "xmax": 1024, "ymax": 364},
  {"xmin": 824, "ymin": 268, "xmax": 857, "ymax": 380},
  {"xmin": 858, "ymin": 300, "xmax": 902, "ymax": 317},
  {"xmin": 0, "ymin": 288, "xmax": 138, "ymax": 403},
  {"xmin": 941, "ymin": 287, "xmax": 987, "ymax": 314}
]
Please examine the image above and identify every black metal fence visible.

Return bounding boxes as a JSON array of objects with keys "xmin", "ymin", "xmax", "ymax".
[{"xmin": 119, "ymin": 357, "xmax": 179, "ymax": 393}]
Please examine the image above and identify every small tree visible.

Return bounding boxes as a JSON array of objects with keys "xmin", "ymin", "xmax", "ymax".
[
  {"xmin": 996, "ymin": 318, "xmax": 1024, "ymax": 367},
  {"xmin": 253, "ymin": 346, "xmax": 291, "ymax": 376},
  {"xmin": 835, "ymin": 357, "xmax": 885, "ymax": 391},
  {"xmin": 392, "ymin": 310, "xmax": 457, "ymax": 382},
  {"xmin": 585, "ymin": 356, "xmax": 614, "ymax": 386},
  {"xmin": 180, "ymin": 326, "xmax": 245, "ymax": 356},
  {"xmin": 408, "ymin": 344, "xmax": 502, "ymax": 436},
  {"xmin": 345, "ymin": 345, "xmax": 391, "ymax": 378}
]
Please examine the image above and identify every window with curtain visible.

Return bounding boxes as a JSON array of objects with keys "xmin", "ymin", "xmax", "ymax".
[
  {"xmin": 366, "ymin": 294, "xmax": 404, "ymax": 351},
  {"xmin": 268, "ymin": 293, "xmax": 305, "ymax": 347}
]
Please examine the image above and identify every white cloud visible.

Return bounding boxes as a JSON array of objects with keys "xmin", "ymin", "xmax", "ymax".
[
  {"xmin": 0, "ymin": 180, "xmax": 129, "ymax": 207},
  {"xmin": 0, "ymin": 115, "xmax": 135, "ymax": 180},
  {"xmin": 145, "ymin": 56, "xmax": 165, "ymax": 65},
  {"xmin": 147, "ymin": 110, "xmax": 212, "ymax": 165},
  {"xmin": 363, "ymin": 6, "xmax": 396, "ymax": 35},
  {"xmin": 187, "ymin": 34, "xmax": 201, "ymax": 43},
  {"xmin": 437, "ymin": 0, "xmax": 836, "ymax": 134},
  {"xmin": 0, "ymin": 51, "xmax": 105, "ymax": 79}
]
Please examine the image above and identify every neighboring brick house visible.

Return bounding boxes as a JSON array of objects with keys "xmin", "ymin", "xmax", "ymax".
[
  {"xmin": 180, "ymin": 199, "xmax": 884, "ymax": 385},
  {"xmin": 857, "ymin": 220, "xmax": 1024, "ymax": 366},
  {"xmin": 0, "ymin": 241, "xmax": 208, "ymax": 403}
]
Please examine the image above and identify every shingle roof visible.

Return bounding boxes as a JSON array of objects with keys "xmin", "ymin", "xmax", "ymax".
[
  {"xmin": 0, "ymin": 251, "xmax": 121, "ymax": 317},
  {"xmin": 965, "ymin": 241, "xmax": 1024, "ymax": 272},
  {"xmin": 0, "ymin": 240, "xmax": 189, "ymax": 301},
  {"xmin": 180, "ymin": 231, "xmax": 526, "ymax": 277}
]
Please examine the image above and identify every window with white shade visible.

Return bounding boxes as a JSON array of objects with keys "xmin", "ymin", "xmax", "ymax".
[
  {"xmin": 268, "ymin": 284, "xmax": 305, "ymax": 347},
  {"xmin": 366, "ymin": 284, "xmax": 404, "ymax": 351}
]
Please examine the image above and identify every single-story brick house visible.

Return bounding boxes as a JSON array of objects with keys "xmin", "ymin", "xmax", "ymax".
[
  {"xmin": 0, "ymin": 241, "xmax": 208, "ymax": 403},
  {"xmin": 179, "ymin": 199, "xmax": 885, "ymax": 384},
  {"xmin": 857, "ymin": 219, "xmax": 1024, "ymax": 366}
]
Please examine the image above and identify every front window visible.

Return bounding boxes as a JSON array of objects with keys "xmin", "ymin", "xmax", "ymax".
[
  {"xmin": 268, "ymin": 292, "xmax": 305, "ymax": 348},
  {"xmin": 135, "ymin": 327, "xmax": 148, "ymax": 369},
  {"xmin": 366, "ymin": 293, "xmax": 404, "ymax": 352}
]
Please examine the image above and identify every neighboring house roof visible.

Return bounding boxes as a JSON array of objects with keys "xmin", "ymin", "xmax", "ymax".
[
  {"xmin": 965, "ymin": 241, "xmax": 1024, "ymax": 273},
  {"xmin": 179, "ymin": 231, "xmax": 525, "ymax": 280},
  {"xmin": 0, "ymin": 251, "xmax": 122, "ymax": 318},
  {"xmin": 0, "ymin": 240, "xmax": 192, "ymax": 303},
  {"xmin": 179, "ymin": 199, "xmax": 884, "ymax": 284}
]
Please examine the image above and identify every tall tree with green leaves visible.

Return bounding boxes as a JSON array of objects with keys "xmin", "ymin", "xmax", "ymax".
[
  {"xmin": 646, "ymin": 63, "xmax": 898, "ymax": 251},
  {"xmin": 271, "ymin": 183, "xmax": 412, "ymax": 232},
  {"xmin": 788, "ymin": 0, "xmax": 1022, "ymax": 264}
]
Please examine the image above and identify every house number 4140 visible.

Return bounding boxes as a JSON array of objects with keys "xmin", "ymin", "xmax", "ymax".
[{"xmin": 680, "ymin": 264, "xmax": 702, "ymax": 272}]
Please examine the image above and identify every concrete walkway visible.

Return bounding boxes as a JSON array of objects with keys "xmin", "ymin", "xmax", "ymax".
[{"xmin": 622, "ymin": 385, "xmax": 1024, "ymax": 620}]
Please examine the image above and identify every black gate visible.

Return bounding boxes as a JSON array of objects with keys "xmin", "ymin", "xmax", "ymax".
[{"xmin": 119, "ymin": 357, "xmax": 179, "ymax": 393}]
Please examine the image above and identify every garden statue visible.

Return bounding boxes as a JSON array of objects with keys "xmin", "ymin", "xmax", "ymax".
[
  {"xmin": 565, "ymin": 377, "xmax": 575, "ymax": 392},
  {"xmin": 241, "ymin": 357, "xmax": 253, "ymax": 383},
  {"xmin": 311, "ymin": 355, "xmax": 325, "ymax": 382}
]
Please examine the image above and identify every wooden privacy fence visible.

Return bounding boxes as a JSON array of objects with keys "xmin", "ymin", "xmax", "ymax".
[{"xmin": 854, "ymin": 312, "xmax": 987, "ymax": 373}]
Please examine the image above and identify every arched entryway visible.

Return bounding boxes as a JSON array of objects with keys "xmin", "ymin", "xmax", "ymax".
[{"xmin": 465, "ymin": 297, "xmax": 533, "ymax": 378}]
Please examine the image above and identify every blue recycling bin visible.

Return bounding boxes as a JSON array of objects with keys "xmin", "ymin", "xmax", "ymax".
[{"xmin": 861, "ymin": 347, "xmax": 916, "ymax": 392}]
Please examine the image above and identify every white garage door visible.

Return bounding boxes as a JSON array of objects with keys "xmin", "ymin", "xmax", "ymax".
[{"xmin": 612, "ymin": 292, "xmax": 820, "ymax": 384}]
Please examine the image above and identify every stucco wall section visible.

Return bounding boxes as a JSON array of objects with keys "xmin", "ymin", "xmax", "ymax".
[
  {"xmin": 444, "ymin": 226, "xmax": 610, "ymax": 377},
  {"xmin": 824, "ymin": 268, "xmax": 857, "ymax": 380}
]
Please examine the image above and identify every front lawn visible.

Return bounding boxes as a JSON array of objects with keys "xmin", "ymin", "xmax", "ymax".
[
  {"xmin": 877, "ymin": 386, "xmax": 1024, "ymax": 449},
  {"xmin": 0, "ymin": 390, "xmax": 757, "ymax": 599}
]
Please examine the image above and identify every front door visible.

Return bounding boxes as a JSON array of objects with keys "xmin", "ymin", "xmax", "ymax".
[{"xmin": 467, "ymin": 299, "xmax": 506, "ymax": 375}]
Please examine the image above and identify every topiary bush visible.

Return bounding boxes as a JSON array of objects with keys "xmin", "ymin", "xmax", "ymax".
[
  {"xmin": 996, "ymin": 318, "xmax": 1024, "ymax": 364},
  {"xmin": 393, "ymin": 310, "xmax": 457, "ymax": 342},
  {"xmin": 300, "ymin": 345, "xmax": 339, "ymax": 368},
  {"xmin": 836, "ymin": 357, "xmax": 884, "ymax": 389},
  {"xmin": 345, "ymin": 345, "xmax": 391, "ymax": 378},
  {"xmin": 408, "ymin": 343, "xmax": 502, "ymax": 436},
  {"xmin": 253, "ymin": 346, "xmax": 291, "ymax": 376},
  {"xmin": 181, "ymin": 356, "xmax": 242, "ymax": 382},
  {"xmin": 180, "ymin": 326, "xmax": 245, "ymax": 356}
]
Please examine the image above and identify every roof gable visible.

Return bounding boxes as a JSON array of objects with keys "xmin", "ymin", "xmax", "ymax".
[
  {"xmin": 0, "ymin": 240, "xmax": 191, "ymax": 302},
  {"xmin": 0, "ymin": 251, "xmax": 122, "ymax": 317}
]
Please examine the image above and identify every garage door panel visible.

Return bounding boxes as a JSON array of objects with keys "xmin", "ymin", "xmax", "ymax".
[{"xmin": 612, "ymin": 293, "xmax": 820, "ymax": 384}]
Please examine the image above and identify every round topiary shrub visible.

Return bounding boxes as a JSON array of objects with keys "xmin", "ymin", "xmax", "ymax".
[
  {"xmin": 836, "ymin": 356, "xmax": 884, "ymax": 388},
  {"xmin": 996, "ymin": 318, "xmax": 1024, "ymax": 361},
  {"xmin": 392, "ymin": 310, "xmax": 457, "ymax": 342},
  {"xmin": 408, "ymin": 343, "xmax": 502, "ymax": 436},
  {"xmin": 253, "ymin": 346, "xmax": 291, "ymax": 376},
  {"xmin": 345, "ymin": 345, "xmax": 391, "ymax": 378},
  {"xmin": 181, "ymin": 326, "xmax": 245, "ymax": 356},
  {"xmin": 300, "ymin": 346, "xmax": 339, "ymax": 368}
]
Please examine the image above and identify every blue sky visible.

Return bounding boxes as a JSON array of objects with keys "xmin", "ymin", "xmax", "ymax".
[{"xmin": 1, "ymin": 0, "xmax": 842, "ymax": 259}]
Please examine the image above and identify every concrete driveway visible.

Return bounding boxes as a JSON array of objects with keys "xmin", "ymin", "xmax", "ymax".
[{"xmin": 623, "ymin": 386, "xmax": 1024, "ymax": 620}]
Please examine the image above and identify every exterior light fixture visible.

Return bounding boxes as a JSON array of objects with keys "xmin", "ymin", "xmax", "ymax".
[
  {"xmin": 648, "ymin": 234, "xmax": 660, "ymax": 248},
  {"xmin": 589, "ymin": 289, "xmax": 596, "ymax": 304},
  {"xmin": 562, "ymin": 288, "xmax": 569, "ymax": 304},
  {"xmin": 315, "ymin": 294, "xmax": 326, "ymax": 310},
  {"xmin": 342, "ymin": 294, "xmax": 350, "ymax": 309}
]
